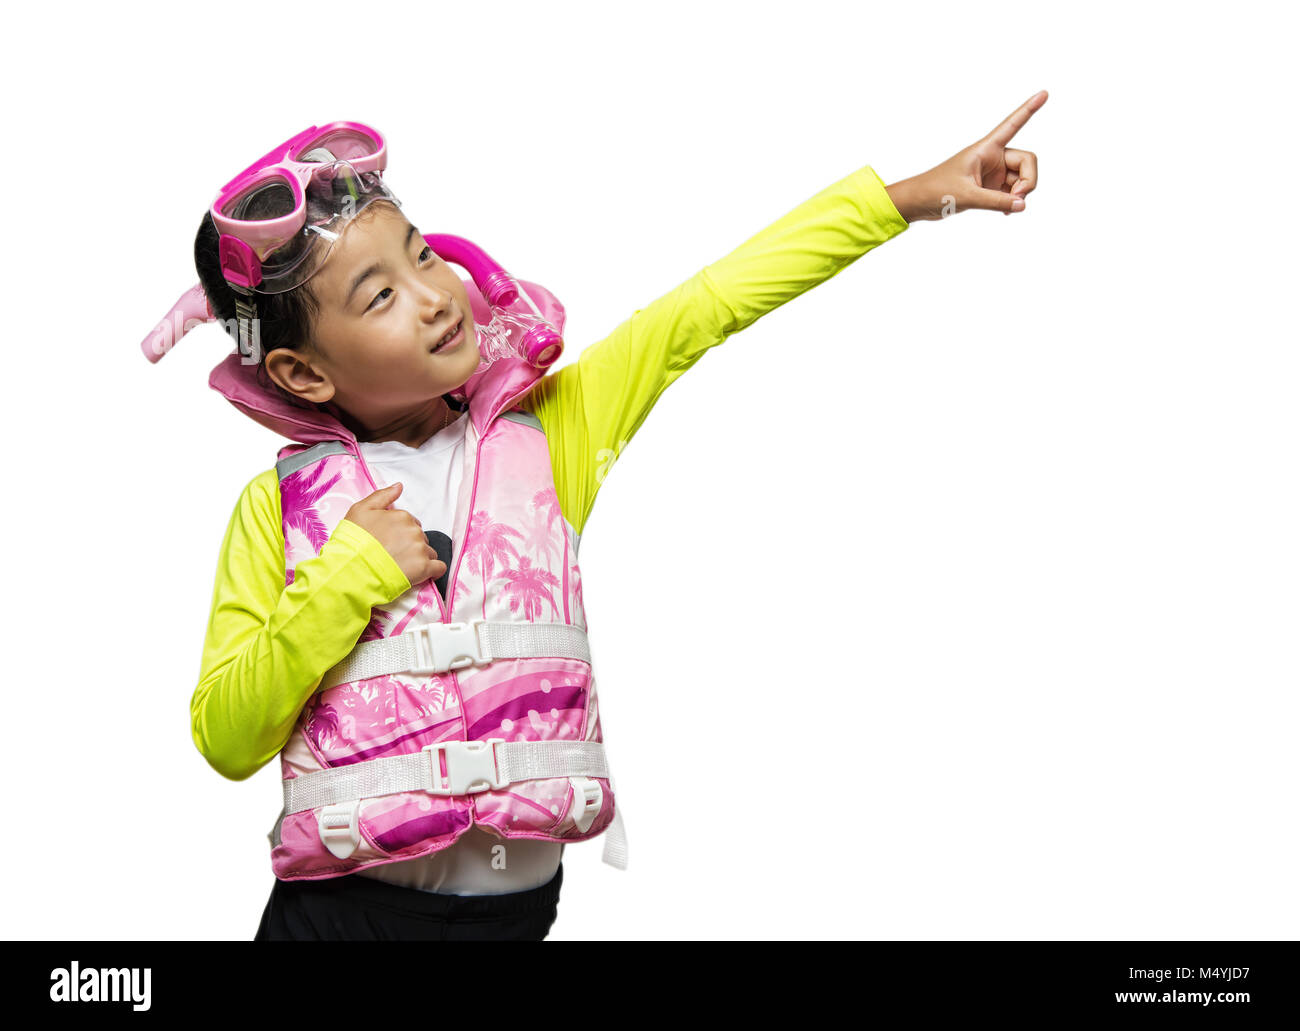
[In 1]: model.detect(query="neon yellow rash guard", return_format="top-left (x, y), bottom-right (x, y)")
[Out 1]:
top-left (192, 163), bottom-right (910, 782)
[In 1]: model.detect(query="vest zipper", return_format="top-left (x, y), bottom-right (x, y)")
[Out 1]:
top-left (440, 384), bottom-right (537, 749)
top-left (441, 427), bottom-right (487, 752)
top-left (443, 432), bottom-right (484, 619)
top-left (442, 382), bottom-right (536, 622)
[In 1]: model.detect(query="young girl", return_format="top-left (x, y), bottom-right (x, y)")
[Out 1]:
top-left (151, 92), bottom-right (1045, 941)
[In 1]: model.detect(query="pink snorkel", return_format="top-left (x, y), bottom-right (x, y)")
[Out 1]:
top-left (139, 120), bottom-right (564, 369)
top-left (142, 282), bottom-right (217, 363)
top-left (422, 234), bottom-right (563, 368)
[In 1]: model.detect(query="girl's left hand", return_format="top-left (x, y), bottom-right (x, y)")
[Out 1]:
top-left (887, 90), bottom-right (1047, 222)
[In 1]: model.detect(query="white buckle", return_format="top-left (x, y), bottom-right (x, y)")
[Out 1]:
top-left (570, 777), bottom-right (603, 833)
top-left (409, 619), bottom-right (488, 674)
top-left (423, 739), bottom-right (507, 795)
top-left (318, 801), bottom-right (361, 859)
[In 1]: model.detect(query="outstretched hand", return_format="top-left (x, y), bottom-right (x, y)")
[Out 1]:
top-left (886, 90), bottom-right (1047, 222)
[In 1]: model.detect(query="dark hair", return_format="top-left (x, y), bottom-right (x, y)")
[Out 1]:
top-left (193, 211), bottom-right (327, 412)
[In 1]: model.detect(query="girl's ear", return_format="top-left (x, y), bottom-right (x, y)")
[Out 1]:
top-left (264, 347), bottom-right (336, 405)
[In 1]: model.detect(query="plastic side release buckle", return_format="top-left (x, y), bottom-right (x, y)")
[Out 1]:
top-left (318, 801), bottom-right (361, 859)
top-left (423, 739), bottom-right (507, 795)
top-left (569, 777), bottom-right (603, 833)
top-left (409, 619), bottom-right (489, 673)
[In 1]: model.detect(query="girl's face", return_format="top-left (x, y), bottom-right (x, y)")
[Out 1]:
top-left (268, 201), bottom-right (481, 438)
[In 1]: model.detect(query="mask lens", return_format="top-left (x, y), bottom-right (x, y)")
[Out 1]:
top-left (221, 177), bottom-right (297, 223)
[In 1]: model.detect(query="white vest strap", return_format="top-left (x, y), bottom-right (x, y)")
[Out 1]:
top-left (602, 806), bottom-right (629, 870)
top-left (285, 739), bottom-right (628, 869)
top-left (319, 619), bottom-right (592, 690)
top-left (284, 739), bottom-right (604, 813)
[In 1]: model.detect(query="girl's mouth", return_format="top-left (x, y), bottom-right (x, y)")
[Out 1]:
top-left (431, 318), bottom-right (464, 354)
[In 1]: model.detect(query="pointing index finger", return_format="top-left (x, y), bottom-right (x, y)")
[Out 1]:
top-left (985, 90), bottom-right (1048, 147)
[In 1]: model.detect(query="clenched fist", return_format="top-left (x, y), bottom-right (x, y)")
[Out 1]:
top-left (341, 482), bottom-right (446, 588)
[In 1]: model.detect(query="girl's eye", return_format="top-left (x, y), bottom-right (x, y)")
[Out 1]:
top-left (367, 248), bottom-right (436, 310)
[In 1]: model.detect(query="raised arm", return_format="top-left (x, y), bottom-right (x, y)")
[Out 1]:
top-left (191, 469), bottom-right (411, 780)
top-left (521, 163), bottom-right (909, 538)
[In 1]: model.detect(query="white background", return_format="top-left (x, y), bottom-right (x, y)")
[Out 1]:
top-left (1, 0), bottom-right (1296, 941)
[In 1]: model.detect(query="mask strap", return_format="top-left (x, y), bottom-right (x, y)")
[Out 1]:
top-left (234, 291), bottom-right (261, 365)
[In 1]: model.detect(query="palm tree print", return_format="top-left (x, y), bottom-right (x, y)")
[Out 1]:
top-left (360, 605), bottom-right (395, 643)
top-left (529, 487), bottom-right (570, 622)
top-left (497, 555), bottom-right (561, 622)
top-left (461, 510), bottom-right (525, 619)
top-left (306, 701), bottom-right (340, 751)
top-left (420, 678), bottom-right (447, 715)
top-left (570, 562), bottom-right (584, 626)
top-left (281, 461), bottom-right (342, 552)
top-left (522, 489), bottom-right (561, 565)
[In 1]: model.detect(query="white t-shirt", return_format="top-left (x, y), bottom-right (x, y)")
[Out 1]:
top-left (352, 411), bottom-right (563, 896)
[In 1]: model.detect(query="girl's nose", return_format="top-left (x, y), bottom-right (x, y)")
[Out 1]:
top-left (417, 287), bottom-right (453, 321)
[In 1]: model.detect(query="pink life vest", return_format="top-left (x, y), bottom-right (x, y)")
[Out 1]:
top-left (209, 236), bottom-right (625, 881)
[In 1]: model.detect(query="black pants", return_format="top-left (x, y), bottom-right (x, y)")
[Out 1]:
top-left (254, 862), bottom-right (562, 941)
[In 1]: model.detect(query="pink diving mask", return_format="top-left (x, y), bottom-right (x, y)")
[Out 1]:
top-left (212, 121), bottom-right (400, 361)
top-left (212, 121), bottom-right (398, 297)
